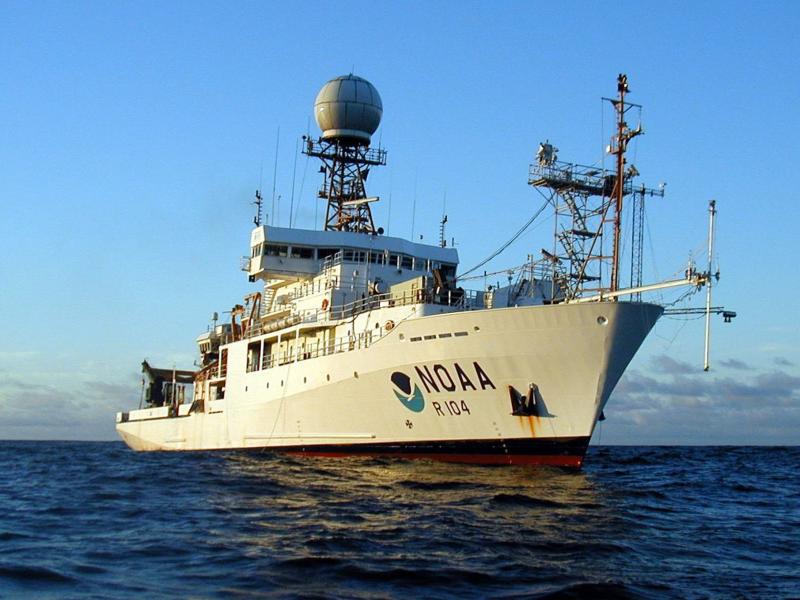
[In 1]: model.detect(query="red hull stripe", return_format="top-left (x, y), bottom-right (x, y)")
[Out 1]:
top-left (242, 436), bottom-right (591, 468)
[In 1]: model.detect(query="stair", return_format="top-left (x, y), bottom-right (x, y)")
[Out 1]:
top-left (261, 286), bottom-right (275, 318)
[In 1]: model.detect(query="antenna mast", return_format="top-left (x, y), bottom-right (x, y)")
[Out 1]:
top-left (253, 189), bottom-right (263, 227)
top-left (608, 74), bottom-right (643, 293)
top-left (703, 200), bottom-right (717, 371)
top-left (271, 127), bottom-right (280, 226)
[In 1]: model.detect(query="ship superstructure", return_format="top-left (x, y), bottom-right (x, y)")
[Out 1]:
top-left (116, 74), bottom-right (728, 466)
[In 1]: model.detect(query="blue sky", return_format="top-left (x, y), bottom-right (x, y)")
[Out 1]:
top-left (1, 1), bottom-right (797, 443)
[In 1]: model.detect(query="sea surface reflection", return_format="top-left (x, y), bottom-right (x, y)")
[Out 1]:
top-left (205, 453), bottom-right (639, 598)
top-left (0, 443), bottom-right (797, 599)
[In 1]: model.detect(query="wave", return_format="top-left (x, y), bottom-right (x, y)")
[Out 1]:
top-left (0, 564), bottom-right (76, 584)
top-left (490, 493), bottom-right (566, 508)
top-left (0, 443), bottom-right (797, 599)
top-left (337, 564), bottom-right (496, 585)
top-left (530, 581), bottom-right (673, 600)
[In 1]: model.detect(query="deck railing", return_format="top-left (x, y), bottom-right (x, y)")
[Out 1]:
top-left (213, 285), bottom-right (489, 379)
top-left (244, 287), bottom-right (482, 341)
top-left (255, 327), bottom-right (387, 372)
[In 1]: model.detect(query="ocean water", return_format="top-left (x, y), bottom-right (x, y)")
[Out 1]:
top-left (0, 443), bottom-right (797, 599)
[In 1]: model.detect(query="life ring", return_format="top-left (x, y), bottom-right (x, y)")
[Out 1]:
top-left (385, 320), bottom-right (395, 331)
top-left (321, 298), bottom-right (329, 311)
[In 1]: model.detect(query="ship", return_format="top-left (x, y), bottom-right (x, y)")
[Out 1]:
top-left (116, 74), bottom-right (731, 467)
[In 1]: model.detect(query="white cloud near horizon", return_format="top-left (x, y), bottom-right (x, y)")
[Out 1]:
top-left (0, 373), bottom-right (137, 441)
top-left (598, 354), bottom-right (800, 445)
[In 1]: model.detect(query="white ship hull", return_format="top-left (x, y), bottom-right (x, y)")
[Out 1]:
top-left (117, 301), bottom-right (661, 467)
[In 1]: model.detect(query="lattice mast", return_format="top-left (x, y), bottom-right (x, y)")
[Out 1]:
top-left (629, 183), bottom-right (663, 299)
top-left (303, 138), bottom-right (386, 234)
top-left (528, 74), bottom-right (663, 302)
top-left (302, 74), bottom-right (387, 235)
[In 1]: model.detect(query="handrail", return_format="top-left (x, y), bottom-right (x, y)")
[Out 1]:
top-left (251, 325), bottom-right (390, 372)
top-left (238, 288), bottom-right (483, 368)
top-left (213, 285), bottom-right (486, 346)
top-left (215, 285), bottom-right (495, 378)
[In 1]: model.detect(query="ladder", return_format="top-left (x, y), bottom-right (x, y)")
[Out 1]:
top-left (260, 286), bottom-right (275, 318)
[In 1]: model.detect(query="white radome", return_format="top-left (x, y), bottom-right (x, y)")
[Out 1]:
top-left (314, 74), bottom-right (382, 143)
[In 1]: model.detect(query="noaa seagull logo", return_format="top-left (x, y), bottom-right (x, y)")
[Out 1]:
top-left (391, 371), bottom-right (425, 412)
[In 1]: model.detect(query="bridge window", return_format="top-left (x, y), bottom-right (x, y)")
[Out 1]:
top-left (343, 250), bottom-right (367, 263)
top-left (290, 246), bottom-right (314, 259)
top-left (265, 244), bottom-right (288, 257)
top-left (318, 248), bottom-right (340, 259)
top-left (401, 255), bottom-right (413, 270)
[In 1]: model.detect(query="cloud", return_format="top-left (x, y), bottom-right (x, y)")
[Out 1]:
top-left (0, 374), bottom-right (138, 441)
top-left (719, 358), bottom-right (753, 370)
top-left (602, 354), bottom-right (800, 445)
top-left (774, 357), bottom-right (795, 367)
top-left (649, 354), bottom-right (694, 375)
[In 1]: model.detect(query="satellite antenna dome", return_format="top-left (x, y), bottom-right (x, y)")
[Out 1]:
top-left (314, 74), bottom-right (382, 144)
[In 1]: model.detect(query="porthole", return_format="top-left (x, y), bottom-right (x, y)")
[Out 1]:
top-left (474, 326), bottom-right (480, 332)
top-left (597, 316), bottom-right (608, 326)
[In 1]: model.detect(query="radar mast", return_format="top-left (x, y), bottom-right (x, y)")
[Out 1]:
top-left (303, 74), bottom-right (387, 234)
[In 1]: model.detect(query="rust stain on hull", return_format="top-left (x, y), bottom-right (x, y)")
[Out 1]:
top-left (517, 415), bottom-right (540, 437)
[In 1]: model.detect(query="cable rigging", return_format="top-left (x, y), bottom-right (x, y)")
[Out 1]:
top-left (457, 196), bottom-right (550, 280)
